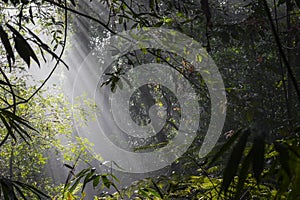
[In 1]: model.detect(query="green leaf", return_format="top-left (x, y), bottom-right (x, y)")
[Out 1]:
top-left (221, 129), bottom-right (251, 194)
top-left (68, 177), bottom-right (83, 194)
top-left (101, 175), bottom-right (111, 189)
top-left (151, 180), bottom-right (164, 198)
top-left (153, 21), bottom-right (164, 27)
top-left (139, 188), bottom-right (151, 198)
top-left (81, 168), bottom-right (96, 192)
top-left (142, 188), bottom-right (161, 198)
top-left (13, 184), bottom-right (28, 200)
top-left (93, 175), bottom-right (100, 188)
top-left (14, 180), bottom-right (50, 198)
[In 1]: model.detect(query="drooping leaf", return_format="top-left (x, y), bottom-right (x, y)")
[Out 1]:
top-left (101, 175), bottom-right (111, 189)
top-left (277, 0), bottom-right (286, 6)
top-left (6, 24), bottom-right (40, 67)
top-left (274, 142), bottom-right (292, 178)
top-left (295, 0), bottom-right (300, 8)
top-left (81, 169), bottom-right (95, 192)
top-left (29, 6), bottom-right (35, 25)
top-left (0, 114), bottom-right (16, 141)
top-left (221, 129), bottom-right (251, 194)
top-left (235, 150), bottom-right (253, 199)
top-left (151, 180), bottom-right (164, 198)
top-left (1, 109), bottom-right (37, 131)
top-left (66, 168), bottom-right (89, 193)
top-left (70, 0), bottom-right (76, 6)
top-left (210, 128), bottom-right (242, 165)
top-left (10, 0), bottom-right (20, 6)
top-left (13, 180), bottom-right (50, 198)
top-left (0, 79), bottom-right (8, 85)
top-left (64, 164), bottom-right (74, 170)
top-left (25, 27), bottom-right (69, 69)
top-left (0, 180), bottom-right (13, 200)
top-left (13, 184), bottom-right (28, 200)
top-left (92, 175), bottom-right (100, 188)
top-left (0, 25), bottom-right (15, 63)
top-left (200, 0), bottom-right (211, 25)
top-left (252, 134), bottom-right (265, 183)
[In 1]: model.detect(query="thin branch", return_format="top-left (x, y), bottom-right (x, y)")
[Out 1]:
top-left (3, 0), bottom-right (70, 109)
top-left (262, 0), bottom-right (300, 103)
top-left (44, 0), bottom-right (116, 34)
top-left (0, 67), bottom-right (16, 113)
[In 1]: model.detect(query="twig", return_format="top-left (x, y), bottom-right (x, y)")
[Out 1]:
top-left (44, 0), bottom-right (116, 34)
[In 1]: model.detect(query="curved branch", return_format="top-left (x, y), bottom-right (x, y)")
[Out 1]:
top-left (44, 0), bottom-right (116, 34)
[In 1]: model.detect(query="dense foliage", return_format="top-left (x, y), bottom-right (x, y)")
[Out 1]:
top-left (0, 0), bottom-right (300, 199)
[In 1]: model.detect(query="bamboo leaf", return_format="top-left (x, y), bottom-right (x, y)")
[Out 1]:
top-left (64, 164), bottom-right (74, 170)
top-left (274, 142), bottom-right (292, 178)
top-left (210, 128), bottom-right (242, 165)
top-left (221, 129), bottom-right (251, 194)
top-left (29, 6), bottom-right (35, 25)
top-left (12, 183), bottom-right (28, 200)
top-left (0, 25), bottom-right (15, 63)
top-left (6, 24), bottom-right (40, 67)
top-left (14, 181), bottom-right (50, 199)
top-left (101, 175), bottom-right (111, 189)
top-left (252, 134), bottom-right (265, 183)
top-left (235, 150), bottom-right (252, 199)
top-left (70, 0), bottom-right (76, 6)
top-left (81, 170), bottom-right (95, 192)
top-left (92, 175), bottom-right (100, 188)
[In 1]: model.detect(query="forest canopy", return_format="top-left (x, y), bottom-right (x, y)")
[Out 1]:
top-left (0, 0), bottom-right (300, 199)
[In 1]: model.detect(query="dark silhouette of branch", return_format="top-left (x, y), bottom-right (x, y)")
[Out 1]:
top-left (262, 0), bottom-right (300, 103)
top-left (44, 0), bottom-right (116, 34)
